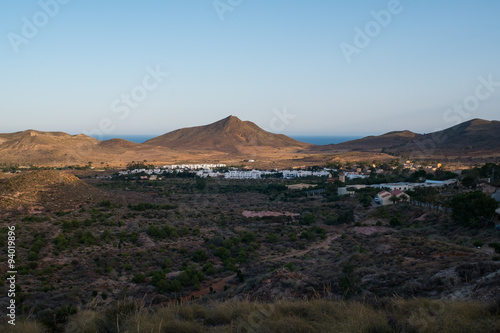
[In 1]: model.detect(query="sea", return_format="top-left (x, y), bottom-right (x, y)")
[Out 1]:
top-left (92, 135), bottom-right (363, 145)
top-left (290, 136), bottom-right (363, 145)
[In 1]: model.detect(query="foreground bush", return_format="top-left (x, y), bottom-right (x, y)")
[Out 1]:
top-left (1, 298), bottom-right (499, 332)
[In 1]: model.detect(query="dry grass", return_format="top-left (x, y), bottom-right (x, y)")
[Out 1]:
top-left (3, 298), bottom-right (498, 333)
top-left (1, 319), bottom-right (44, 333)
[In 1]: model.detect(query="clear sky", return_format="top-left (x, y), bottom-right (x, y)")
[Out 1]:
top-left (1, 0), bottom-right (499, 137)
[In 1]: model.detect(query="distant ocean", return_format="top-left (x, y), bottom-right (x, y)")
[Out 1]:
top-left (92, 135), bottom-right (158, 143)
top-left (92, 135), bottom-right (363, 145)
top-left (290, 136), bottom-right (363, 145)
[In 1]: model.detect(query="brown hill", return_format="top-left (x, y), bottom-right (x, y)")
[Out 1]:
top-left (409, 118), bottom-right (500, 149)
top-left (310, 130), bottom-right (422, 153)
top-left (143, 115), bottom-right (311, 153)
top-left (389, 119), bottom-right (500, 159)
top-left (98, 138), bottom-right (139, 149)
top-left (0, 130), bottom-right (142, 167)
top-left (339, 130), bottom-right (421, 151)
top-left (0, 130), bottom-right (99, 165)
top-left (310, 118), bottom-right (500, 161)
top-left (0, 170), bottom-right (106, 212)
top-left (0, 130), bottom-right (98, 149)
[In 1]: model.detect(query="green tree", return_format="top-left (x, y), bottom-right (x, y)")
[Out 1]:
top-left (195, 177), bottom-right (207, 190)
top-left (192, 249), bottom-right (208, 263)
top-left (266, 233), bottom-right (279, 244)
top-left (203, 262), bottom-right (216, 275)
top-left (450, 191), bottom-right (497, 226)
top-left (390, 217), bottom-right (402, 227)
top-left (389, 195), bottom-right (400, 205)
top-left (302, 213), bottom-right (316, 225)
top-left (461, 176), bottom-right (476, 189)
top-left (132, 273), bottom-right (146, 283)
top-left (339, 262), bottom-right (360, 299)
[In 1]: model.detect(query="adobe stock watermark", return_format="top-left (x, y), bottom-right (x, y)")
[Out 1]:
top-left (213, 0), bottom-right (243, 21)
top-left (339, 0), bottom-right (407, 64)
top-left (82, 65), bottom-right (168, 141)
top-left (7, 0), bottom-right (72, 53)
top-left (242, 106), bottom-right (297, 163)
top-left (412, 74), bottom-right (499, 160)
top-left (407, 301), bottom-right (445, 332)
top-left (442, 75), bottom-right (499, 125)
top-left (264, 107), bottom-right (298, 133)
top-left (236, 303), bottom-right (275, 333)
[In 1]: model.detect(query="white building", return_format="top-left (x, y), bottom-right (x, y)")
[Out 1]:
top-left (345, 172), bottom-right (369, 180)
top-left (376, 189), bottom-right (410, 205)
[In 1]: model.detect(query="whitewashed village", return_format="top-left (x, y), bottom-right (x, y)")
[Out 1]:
top-left (113, 160), bottom-right (494, 207)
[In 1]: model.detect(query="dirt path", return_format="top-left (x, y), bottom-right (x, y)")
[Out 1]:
top-left (165, 273), bottom-right (237, 304)
top-left (264, 234), bottom-right (339, 262)
top-left (166, 232), bottom-right (340, 303)
top-left (189, 273), bottom-right (236, 298)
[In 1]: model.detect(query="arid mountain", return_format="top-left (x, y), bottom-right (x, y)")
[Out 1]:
top-left (340, 130), bottom-right (421, 149)
top-left (97, 138), bottom-right (140, 149)
top-left (0, 129), bottom-right (98, 150)
top-left (0, 117), bottom-right (498, 167)
top-left (0, 130), bottom-right (98, 165)
top-left (143, 115), bottom-right (311, 153)
top-left (309, 119), bottom-right (500, 161)
top-left (386, 119), bottom-right (500, 160)
top-left (0, 130), bottom-right (142, 166)
top-left (0, 170), bottom-right (107, 212)
top-left (311, 130), bottom-right (422, 153)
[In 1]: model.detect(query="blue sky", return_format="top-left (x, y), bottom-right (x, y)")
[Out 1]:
top-left (1, 0), bottom-right (499, 137)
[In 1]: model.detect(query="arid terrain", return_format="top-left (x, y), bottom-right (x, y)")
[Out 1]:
top-left (0, 117), bottom-right (499, 331)
top-left (0, 117), bottom-right (499, 169)
top-left (0, 163), bottom-right (499, 331)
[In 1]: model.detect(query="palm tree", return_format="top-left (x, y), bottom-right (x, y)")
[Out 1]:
top-left (389, 195), bottom-right (400, 205)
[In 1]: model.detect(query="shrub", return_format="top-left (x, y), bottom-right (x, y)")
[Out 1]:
top-left (488, 243), bottom-right (500, 254)
top-left (215, 247), bottom-right (231, 260)
top-left (266, 233), bottom-right (279, 244)
top-left (132, 273), bottom-right (146, 284)
top-left (241, 232), bottom-right (256, 243)
top-left (302, 213), bottom-right (316, 225)
top-left (390, 217), bottom-right (402, 227)
top-left (192, 249), bottom-right (208, 263)
top-left (473, 240), bottom-right (484, 247)
top-left (53, 234), bottom-right (69, 251)
top-left (203, 262), bottom-right (216, 275)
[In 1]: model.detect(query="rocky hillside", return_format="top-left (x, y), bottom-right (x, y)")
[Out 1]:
top-left (144, 115), bottom-right (311, 153)
top-left (0, 170), bottom-right (106, 212)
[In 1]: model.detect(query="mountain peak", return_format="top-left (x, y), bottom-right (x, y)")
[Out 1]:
top-left (143, 115), bottom-right (310, 151)
top-left (217, 115), bottom-right (245, 131)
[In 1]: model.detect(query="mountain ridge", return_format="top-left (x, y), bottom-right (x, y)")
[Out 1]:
top-left (0, 117), bottom-right (498, 166)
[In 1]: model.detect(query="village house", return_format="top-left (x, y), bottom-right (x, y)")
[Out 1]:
top-left (479, 183), bottom-right (497, 195)
top-left (287, 184), bottom-right (318, 191)
top-left (382, 183), bottom-right (412, 191)
top-left (344, 172), bottom-right (369, 180)
top-left (375, 189), bottom-right (410, 205)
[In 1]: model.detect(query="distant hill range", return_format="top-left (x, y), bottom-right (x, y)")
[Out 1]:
top-left (392, 119), bottom-right (500, 159)
top-left (312, 118), bottom-right (500, 159)
top-left (0, 130), bottom-right (142, 166)
top-left (0, 117), bottom-right (498, 167)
